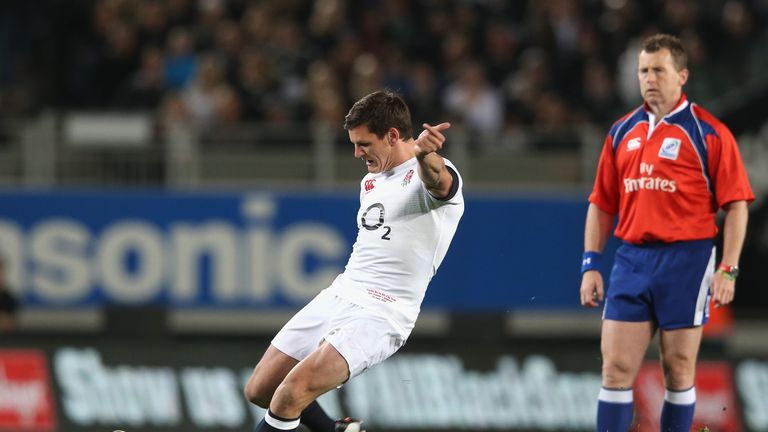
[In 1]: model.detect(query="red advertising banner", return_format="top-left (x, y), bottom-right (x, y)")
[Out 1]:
top-left (634, 360), bottom-right (741, 431)
top-left (0, 349), bottom-right (57, 431)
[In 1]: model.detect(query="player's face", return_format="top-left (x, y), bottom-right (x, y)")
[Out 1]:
top-left (348, 125), bottom-right (395, 173)
top-left (638, 48), bottom-right (688, 109)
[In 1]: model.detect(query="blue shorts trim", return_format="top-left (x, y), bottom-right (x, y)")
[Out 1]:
top-left (603, 239), bottom-right (715, 329)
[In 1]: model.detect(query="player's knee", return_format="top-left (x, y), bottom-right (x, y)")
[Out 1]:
top-left (662, 349), bottom-right (695, 367)
top-left (661, 354), bottom-right (696, 389)
top-left (271, 376), bottom-right (317, 410)
top-left (243, 377), bottom-right (273, 408)
top-left (662, 350), bottom-right (695, 368)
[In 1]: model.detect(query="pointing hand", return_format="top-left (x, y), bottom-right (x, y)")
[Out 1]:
top-left (415, 122), bottom-right (451, 158)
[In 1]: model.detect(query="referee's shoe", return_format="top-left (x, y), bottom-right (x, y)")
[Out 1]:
top-left (335, 417), bottom-right (365, 432)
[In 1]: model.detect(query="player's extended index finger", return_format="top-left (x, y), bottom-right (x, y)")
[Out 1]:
top-left (422, 122), bottom-right (451, 134)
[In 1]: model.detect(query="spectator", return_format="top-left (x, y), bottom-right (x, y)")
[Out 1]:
top-left (235, 48), bottom-right (278, 121)
top-left (195, 0), bottom-right (228, 51)
top-left (404, 61), bottom-right (441, 126)
top-left (240, 3), bottom-right (274, 46)
top-left (305, 60), bottom-right (341, 112)
top-left (481, 20), bottom-right (520, 86)
top-left (678, 30), bottom-right (725, 104)
top-left (719, 0), bottom-right (758, 85)
top-left (503, 47), bottom-right (552, 125)
top-left (348, 53), bottom-right (382, 102)
top-left (443, 61), bottom-right (504, 141)
top-left (211, 85), bottom-right (242, 126)
top-left (180, 53), bottom-right (226, 125)
top-left (4, 0), bottom-right (768, 154)
top-left (89, 21), bottom-right (140, 106)
top-left (164, 27), bottom-right (197, 90)
top-left (214, 20), bottom-right (244, 83)
top-left (580, 59), bottom-right (623, 125)
top-left (114, 45), bottom-right (168, 109)
top-left (136, 0), bottom-right (169, 48)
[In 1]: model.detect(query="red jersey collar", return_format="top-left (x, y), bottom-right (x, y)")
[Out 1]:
top-left (642, 94), bottom-right (688, 117)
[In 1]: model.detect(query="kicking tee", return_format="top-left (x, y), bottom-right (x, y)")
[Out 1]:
top-left (326, 157), bottom-right (464, 334)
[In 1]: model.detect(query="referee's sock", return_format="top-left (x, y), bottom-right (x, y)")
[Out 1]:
top-left (596, 387), bottom-right (634, 432)
top-left (300, 400), bottom-right (335, 431)
top-left (660, 387), bottom-right (696, 432)
top-left (255, 409), bottom-right (300, 431)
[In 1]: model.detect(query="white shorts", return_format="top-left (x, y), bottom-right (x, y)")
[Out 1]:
top-left (271, 290), bottom-right (406, 378)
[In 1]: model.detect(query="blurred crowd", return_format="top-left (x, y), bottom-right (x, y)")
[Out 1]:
top-left (2, 0), bottom-right (768, 146)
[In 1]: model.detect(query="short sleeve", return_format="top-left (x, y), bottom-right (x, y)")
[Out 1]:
top-left (707, 123), bottom-right (754, 208)
top-left (588, 135), bottom-right (620, 214)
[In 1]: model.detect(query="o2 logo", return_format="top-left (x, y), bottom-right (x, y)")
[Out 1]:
top-left (361, 203), bottom-right (391, 240)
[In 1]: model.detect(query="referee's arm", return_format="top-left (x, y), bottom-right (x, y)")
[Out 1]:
top-left (580, 203), bottom-right (614, 307)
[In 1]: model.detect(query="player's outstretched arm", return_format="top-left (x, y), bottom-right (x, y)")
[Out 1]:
top-left (414, 122), bottom-right (453, 198)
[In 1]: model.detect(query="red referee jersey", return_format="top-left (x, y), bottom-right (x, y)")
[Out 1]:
top-left (589, 95), bottom-right (754, 244)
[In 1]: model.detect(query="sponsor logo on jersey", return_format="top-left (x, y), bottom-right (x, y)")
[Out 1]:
top-left (659, 138), bottom-right (681, 160)
top-left (401, 169), bottom-right (414, 187)
top-left (625, 162), bottom-right (677, 193)
top-left (626, 137), bottom-right (641, 151)
top-left (623, 177), bottom-right (677, 193)
top-left (364, 179), bottom-right (376, 192)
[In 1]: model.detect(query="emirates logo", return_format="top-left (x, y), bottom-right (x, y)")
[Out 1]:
top-left (364, 179), bottom-right (376, 192)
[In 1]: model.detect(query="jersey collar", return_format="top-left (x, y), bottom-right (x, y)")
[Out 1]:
top-left (642, 93), bottom-right (689, 118)
top-left (380, 157), bottom-right (417, 178)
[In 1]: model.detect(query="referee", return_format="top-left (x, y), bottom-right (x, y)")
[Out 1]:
top-left (579, 34), bottom-right (753, 431)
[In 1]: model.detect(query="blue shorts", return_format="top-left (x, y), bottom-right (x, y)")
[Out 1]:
top-left (603, 239), bottom-right (715, 329)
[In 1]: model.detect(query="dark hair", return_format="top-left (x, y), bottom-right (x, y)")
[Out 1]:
top-left (343, 90), bottom-right (413, 139)
top-left (641, 34), bottom-right (688, 71)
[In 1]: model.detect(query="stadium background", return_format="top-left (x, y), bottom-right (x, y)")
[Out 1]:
top-left (1, 0), bottom-right (768, 431)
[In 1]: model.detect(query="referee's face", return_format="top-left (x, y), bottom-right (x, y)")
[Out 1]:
top-left (638, 48), bottom-right (688, 110)
top-left (348, 125), bottom-right (393, 173)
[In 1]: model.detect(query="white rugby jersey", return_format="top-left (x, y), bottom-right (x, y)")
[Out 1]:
top-left (326, 157), bottom-right (464, 334)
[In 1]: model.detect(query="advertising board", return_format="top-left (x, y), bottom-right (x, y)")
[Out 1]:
top-left (0, 190), bottom-right (603, 311)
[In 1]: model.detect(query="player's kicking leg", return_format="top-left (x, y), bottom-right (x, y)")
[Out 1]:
top-left (245, 345), bottom-right (298, 408)
top-left (252, 341), bottom-right (365, 432)
top-left (245, 344), bottom-right (347, 432)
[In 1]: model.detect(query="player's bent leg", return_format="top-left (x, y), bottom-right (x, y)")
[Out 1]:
top-left (245, 344), bottom-right (300, 408)
top-left (658, 326), bottom-right (702, 432)
top-left (597, 319), bottom-right (654, 432)
top-left (245, 344), bottom-right (342, 431)
top-left (270, 340), bottom-right (351, 419)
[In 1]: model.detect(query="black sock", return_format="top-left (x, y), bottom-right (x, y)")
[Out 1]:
top-left (255, 419), bottom-right (274, 432)
top-left (300, 400), bottom-right (335, 431)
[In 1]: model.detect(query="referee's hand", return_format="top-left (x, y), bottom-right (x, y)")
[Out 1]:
top-left (711, 270), bottom-right (736, 308)
top-left (580, 271), bottom-right (604, 307)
